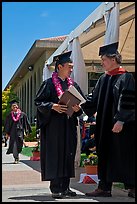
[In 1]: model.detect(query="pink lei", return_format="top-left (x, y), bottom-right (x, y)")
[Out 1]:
top-left (11, 109), bottom-right (21, 122)
top-left (52, 71), bottom-right (73, 97)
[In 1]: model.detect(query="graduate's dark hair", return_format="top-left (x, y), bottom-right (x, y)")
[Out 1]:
top-left (55, 62), bottom-right (65, 72)
top-left (104, 51), bottom-right (122, 64)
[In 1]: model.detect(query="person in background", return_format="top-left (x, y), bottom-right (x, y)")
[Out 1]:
top-left (3, 100), bottom-right (32, 164)
top-left (82, 42), bottom-right (135, 198)
top-left (81, 114), bottom-right (96, 155)
top-left (82, 134), bottom-right (96, 156)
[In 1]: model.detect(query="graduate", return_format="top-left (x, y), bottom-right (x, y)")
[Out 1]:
top-left (34, 51), bottom-right (85, 199)
top-left (82, 42), bottom-right (135, 198)
top-left (3, 100), bottom-right (32, 164)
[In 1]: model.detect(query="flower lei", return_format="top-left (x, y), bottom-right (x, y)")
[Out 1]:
top-left (11, 109), bottom-right (21, 122)
top-left (52, 71), bottom-right (73, 97)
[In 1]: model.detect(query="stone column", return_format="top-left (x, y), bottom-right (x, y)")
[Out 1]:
top-left (29, 77), bottom-right (32, 123)
top-left (19, 88), bottom-right (21, 107)
top-left (26, 81), bottom-right (28, 116)
top-left (21, 85), bottom-right (23, 110)
top-left (36, 69), bottom-right (41, 95)
top-left (34, 73), bottom-right (37, 121)
top-left (23, 83), bottom-right (26, 112)
top-left (31, 72), bottom-right (36, 123)
top-left (16, 90), bottom-right (19, 99)
top-left (26, 78), bottom-right (29, 122)
top-left (23, 83), bottom-right (25, 112)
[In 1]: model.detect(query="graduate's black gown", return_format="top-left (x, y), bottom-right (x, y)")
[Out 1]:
top-left (3, 112), bottom-right (32, 154)
top-left (34, 77), bottom-right (84, 181)
top-left (81, 72), bottom-right (135, 186)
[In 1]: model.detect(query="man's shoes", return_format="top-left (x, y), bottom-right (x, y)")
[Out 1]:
top-left (63, 188), bottom-right (77, 197)
top-left (85, 188), bottom-right (112, 197)
top-left (52, 192), bottom-right (63, 199)
top-left (128, 188), bottom-right (135, 198)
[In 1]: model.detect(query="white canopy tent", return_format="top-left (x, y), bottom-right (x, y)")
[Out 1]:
top-left (43, 2), bottom-right (120, 94)
top-left (104, 2), bottom-right (119, 45)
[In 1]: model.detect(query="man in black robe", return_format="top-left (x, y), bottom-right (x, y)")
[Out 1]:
top-left (3, 100), bottom-right (32, 164)
top-left (81, 42), bottom-right (135, 198)
top-left (34, 51), bottom-right (85, 199)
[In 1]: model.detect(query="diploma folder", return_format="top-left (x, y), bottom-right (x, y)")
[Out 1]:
top-left (58, 90), bottom-right (81, 117)
top-left (58, 85), bottom-right (86, 117)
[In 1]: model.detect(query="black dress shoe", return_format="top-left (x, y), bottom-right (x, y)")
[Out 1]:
top-left (85, 188), bottom-right (112, 197)
top-left (63, 188), bottom-right (77, 197)
top-left (52, 192), bottom-right (63, 199)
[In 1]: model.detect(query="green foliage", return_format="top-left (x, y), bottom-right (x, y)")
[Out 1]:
top-left (21, 147), bottom-right (33, 157)
top-left (24, 126), bottom-right (37, 142)
top-left (2, 85), bottom-right (19, 126)
top-left (21, 143), bottom-right (40, 157)
top-left (80, 153), bottom-right (88, 167)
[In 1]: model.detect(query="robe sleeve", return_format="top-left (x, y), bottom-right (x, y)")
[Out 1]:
top-left (81, 77), bottom-right (101, 117)
top-left (34, 79), bottom-right (54, 128)
top-left (114, 73), bottom-right (135, 123)
top-left (23, 113), bottom-right (32, 134)
top-left (3, 114), bottom-right (12, 135)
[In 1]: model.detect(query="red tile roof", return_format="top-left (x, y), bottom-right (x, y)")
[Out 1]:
top-left (40, 35), bottom-right (68, 42)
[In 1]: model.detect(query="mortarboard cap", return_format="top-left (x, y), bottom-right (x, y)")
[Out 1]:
top-left (53, 51), bottom-right (72, 65)
top-left (99, 42), bottom-right (119, 56)
top-left (9, 99), bottom-right (19, 106)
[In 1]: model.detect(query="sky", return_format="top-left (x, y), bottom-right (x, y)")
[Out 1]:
top-left (2, 2), bottom-right (102, 90)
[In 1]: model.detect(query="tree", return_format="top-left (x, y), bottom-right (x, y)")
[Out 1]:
top-left (2, 85), bottom-right (19, 126)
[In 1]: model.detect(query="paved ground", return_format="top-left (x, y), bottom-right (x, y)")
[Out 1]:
top-left (2, 143), bottom-right (135, 202)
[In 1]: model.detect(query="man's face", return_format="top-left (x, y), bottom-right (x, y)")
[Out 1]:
top-left (101, 55), bottom-right (115, 71)
top-left (11, 104), bottom-right (18, 112)
top-left (58, 62), bottom-right (73, 77)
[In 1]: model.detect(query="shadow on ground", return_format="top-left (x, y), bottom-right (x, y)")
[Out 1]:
top-left (8, 193), bottom-right (90, 202)
top-left (20, 159), bottom-right (41, 172)
top-left (8, 192), bottom-right (135, 202)
top-left (2, 162), bottom-right (16, 165)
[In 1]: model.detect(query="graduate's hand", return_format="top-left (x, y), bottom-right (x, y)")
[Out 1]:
top-left (112, 121), bottom-right (123, 133)
top-left (52, 104), bottom-right (68, 113)
top-left (72, 104), bottom-right (81, 112)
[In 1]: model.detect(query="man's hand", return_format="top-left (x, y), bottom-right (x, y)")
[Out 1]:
top-left (72, 104), bottom-right (81, 113)
top-left (52, 104), bottom-right (68, 114)
top-left (112, 121), bottom-right (124, 133)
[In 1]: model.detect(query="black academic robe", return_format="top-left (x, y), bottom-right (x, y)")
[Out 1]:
top-left (81, 72), bottom-right (135, 185)
top-left (3, 112), bottom-right (32, 154)
top-left (34, 77), bottom-right (84, 181)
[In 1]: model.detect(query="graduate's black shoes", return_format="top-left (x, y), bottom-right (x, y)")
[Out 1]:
top-left (52, 192), bottom-right (63, 199)
top-left (52, 189), bottom-right (77, 199)
top-left (63, 188), bottom-right (77, 197)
